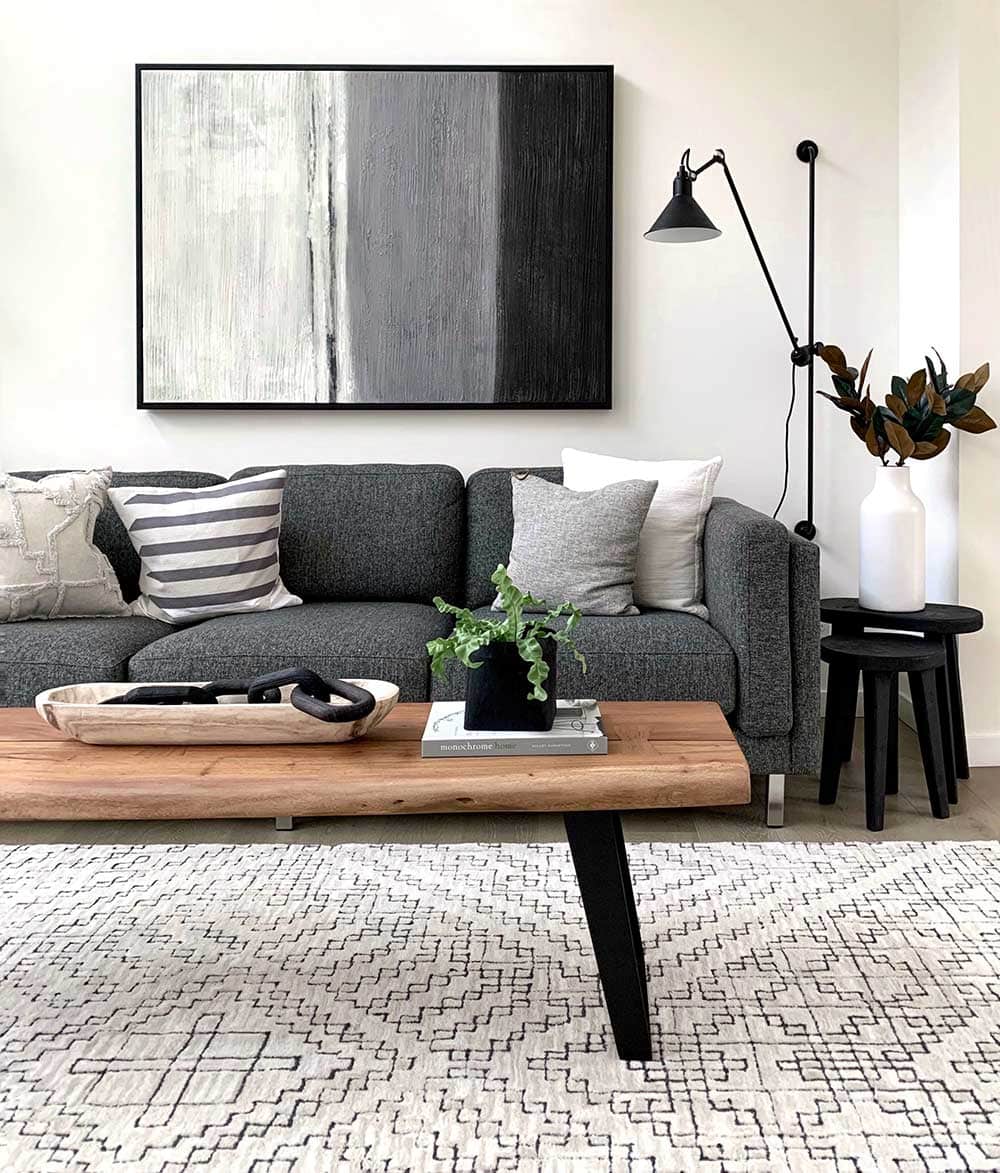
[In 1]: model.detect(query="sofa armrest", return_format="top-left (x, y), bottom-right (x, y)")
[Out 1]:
top-left (788, 532), bottom-right (821, 773)
top-left (703, 498), bottom-right (792, 736)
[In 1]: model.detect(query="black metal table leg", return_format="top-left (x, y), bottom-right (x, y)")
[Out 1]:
top-left (862, 671), bottom-right (892, 832)
top-left (909, 669), bottom-right (951, 820)
top-left (944, 634), bottom-right (970, 780)
top-left (564, 811), bottom-right (652, 1062)
top-left (820, 659), bottom-right (855, 804)
top-left (829, 620), bottom-right (862, 762)
top-left (933, 651), bottom-right (958, 803)
top-left (886, 676), bottom-right (899, 795)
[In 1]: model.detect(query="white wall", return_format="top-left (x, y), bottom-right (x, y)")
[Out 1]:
top-left (899, 0), bottom-right (960, 605)
top-left (0, 0), bottom-right (899, 599)
top-left (958, 0), bottom-right (1000, 765)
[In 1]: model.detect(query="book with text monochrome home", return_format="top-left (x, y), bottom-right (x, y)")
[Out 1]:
top-left (421, 700), bottom-right (607, 758)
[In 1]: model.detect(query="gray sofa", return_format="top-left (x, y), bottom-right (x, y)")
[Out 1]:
top-left (1, 464), bottom-right (819, 823)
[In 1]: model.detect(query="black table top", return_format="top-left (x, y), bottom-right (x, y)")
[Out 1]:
top-left (821, 633), bottom-right (947, 672)
top-left (821, 597), bottom-right (983, 635)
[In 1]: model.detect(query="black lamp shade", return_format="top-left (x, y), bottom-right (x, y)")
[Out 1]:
top-left (644, 172), bottom-right (721, 243)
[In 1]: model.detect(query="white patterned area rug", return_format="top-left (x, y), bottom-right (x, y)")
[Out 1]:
top-left (2, 841), bottom-right (999, 1172)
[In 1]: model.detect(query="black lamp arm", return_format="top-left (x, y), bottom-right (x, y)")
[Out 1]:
top-left (683, 142), bottom-right (821, 539)
top-left (683, 148), bottom-right (816, 365)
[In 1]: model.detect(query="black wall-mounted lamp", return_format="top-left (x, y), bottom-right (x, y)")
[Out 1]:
top-left (645, 141), bottom-right (821, 541)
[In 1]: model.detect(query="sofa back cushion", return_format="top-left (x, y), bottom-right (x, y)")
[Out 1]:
top-left (11, 471), bottom-right (225, 601)
top-left (233, 464), bottom-right (465, 603)
top-left (465, 467), bottom-right (562, 607)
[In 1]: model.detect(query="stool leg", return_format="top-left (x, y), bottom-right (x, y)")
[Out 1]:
top-left (841, 663), bottom-right (860, 762)
top-left (945, 635), bottom-right (970, 780)
top-left (886, 676), bottom-right (899, 796)
top-left (936, 660), bottom-right (958, 804)
top-left (820, 660), bottom-right (851, 804)
top-left (862, 671), bottom-right (892, 833)
top-left (908, 669), bottom-right (950, 820)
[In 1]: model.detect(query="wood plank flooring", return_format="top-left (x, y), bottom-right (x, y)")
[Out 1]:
top-left (2, 720), bottom-right (998, 846)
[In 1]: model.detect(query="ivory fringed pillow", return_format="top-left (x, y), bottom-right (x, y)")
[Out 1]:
top-left (0, 469), bottom-right (130, 622)
top-left (108, 469), bottom-right (301, 624)
top-left (562, 449), bottom-right (723, 619)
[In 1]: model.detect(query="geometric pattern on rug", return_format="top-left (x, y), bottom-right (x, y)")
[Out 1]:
top-left (1, 840), bottom-right (999, 1172)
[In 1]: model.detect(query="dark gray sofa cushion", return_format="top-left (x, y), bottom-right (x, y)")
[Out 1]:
top-left (234, 464), bottom-right (465, 605)
top-left (429, 607), bottom-right (736, 711)
top-left (127, 601), bottom-right (453, 702)
top-left (465, 466), bottom-right (562, 607)
top-left (0, 617), bottom-right (174, 707)
top-left (13, 470), bottom-right (225, 601)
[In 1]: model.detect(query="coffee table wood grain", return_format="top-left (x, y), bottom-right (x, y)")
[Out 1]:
top-left (0, 700), bottom-right (749, 1061)
top-left (0, 701), bottom-right (749, 821)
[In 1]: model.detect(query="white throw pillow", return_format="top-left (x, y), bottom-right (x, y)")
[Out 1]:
top-left (562, 449), bottom-right (723, 618)
top-left (108, 469), bottom-right (301, 625)
top-left (0, 469), bottom-right (130, 622)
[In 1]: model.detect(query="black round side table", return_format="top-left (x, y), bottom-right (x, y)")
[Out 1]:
top-left (821, 598), bottom-right (983, 800)
top-left (820, 635), bottom-right (950, 831)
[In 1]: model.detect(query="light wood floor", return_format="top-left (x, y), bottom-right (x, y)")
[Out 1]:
top-left (2, 720), bottom-right (998, 846)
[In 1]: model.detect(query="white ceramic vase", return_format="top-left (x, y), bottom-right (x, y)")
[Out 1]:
top-left (858, 465), bottom-right (926, 612)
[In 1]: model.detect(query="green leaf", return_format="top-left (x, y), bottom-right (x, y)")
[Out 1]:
top-left (891, 375), bottom-right (908, 401)
top-left (832, 376), bottom-right (857, 398)
top-left (428, 564), bottom-right (586, 695)
top-left (946, 389), bottom-right (977, 420)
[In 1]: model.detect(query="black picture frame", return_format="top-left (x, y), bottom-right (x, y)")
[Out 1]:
top-left (135, 63), bottom-right (614, 411)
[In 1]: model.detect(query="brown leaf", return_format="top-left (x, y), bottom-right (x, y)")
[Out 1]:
top-left (817, 391), bottom-right (865, 413)
top-left (850, 416), bottom-right (868, 443)
top-left (865, 421), bottom-right (885, 459)
top-left (862, 395), bottom-right (876, 422)
top-left (927, 387), bottom-right (947, 416)
top-left (819, 344), bottom-right (847, 371)
top-left (883, 420), bottom-right (915, 460)
top-left (906, 368), bottom-right (926, 407)
top-left (952, 405), bottom-right (998, 433)
top-left (858, 349), bottom-right (873, 396)
top-left (974, 362), bottom-right (990, 390)
top-left (911, 431), bottom-right (951, 460)
top-left (885, 394), bottom-right (907, 418)
top-left (955, 372), bottom-right (976, 391)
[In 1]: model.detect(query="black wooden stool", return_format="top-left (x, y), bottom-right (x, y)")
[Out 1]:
top-left (820, 635), bottom-right (950, 832)
top-left (821, 599), bottom-right (983, 803)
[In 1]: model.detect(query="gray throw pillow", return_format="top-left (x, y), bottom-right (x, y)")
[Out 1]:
top-left (496, 474), bottom-right (658, 616)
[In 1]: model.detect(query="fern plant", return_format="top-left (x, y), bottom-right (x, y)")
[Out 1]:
top-left (426, 565), bottom-right (587, 702)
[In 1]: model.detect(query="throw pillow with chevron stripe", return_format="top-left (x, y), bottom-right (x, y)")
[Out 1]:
top-left (108, 469), bottom-right (302, 624)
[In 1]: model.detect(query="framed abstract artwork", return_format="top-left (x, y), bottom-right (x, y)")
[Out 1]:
top-left (135, 64), bottom-right (613, 409)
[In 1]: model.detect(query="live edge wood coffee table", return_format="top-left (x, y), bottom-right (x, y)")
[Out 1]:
top-left (0, 701), bottom-right (749, 1062)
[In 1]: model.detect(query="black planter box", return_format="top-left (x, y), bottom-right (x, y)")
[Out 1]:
top-left (463, 640), bottom-right (557, 732)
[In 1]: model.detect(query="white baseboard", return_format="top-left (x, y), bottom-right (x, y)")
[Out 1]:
top-left (819, 688), bottom-right (1000, 766)
top-left (966, 734), bottom-right (1000, 768)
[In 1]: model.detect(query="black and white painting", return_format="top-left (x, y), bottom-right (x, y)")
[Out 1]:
top-left (136, 66), bottom-right (612, 408)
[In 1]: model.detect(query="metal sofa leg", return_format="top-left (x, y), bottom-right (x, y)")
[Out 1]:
top-left (274, 816), bottom-right (294, 831)
top-left (765, 775), bottom-right (785, 828)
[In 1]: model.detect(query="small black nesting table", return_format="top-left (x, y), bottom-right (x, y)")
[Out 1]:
top-left (819, 598), bottom-right (983, 829)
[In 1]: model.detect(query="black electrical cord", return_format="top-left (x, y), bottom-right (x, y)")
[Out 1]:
top-left (772, 363), bottom-right (797, 520)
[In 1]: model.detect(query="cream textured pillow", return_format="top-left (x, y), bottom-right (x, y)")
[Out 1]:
top-left (562, 449), bottom-right (723, 619)
top-left (0, 470), bottom-right (130, 622)
top-left (108, 468), bottom-right (301, 624)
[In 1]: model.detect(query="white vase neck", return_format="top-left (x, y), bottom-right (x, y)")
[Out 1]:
top-left (874, 464), bottom-right (912, 488)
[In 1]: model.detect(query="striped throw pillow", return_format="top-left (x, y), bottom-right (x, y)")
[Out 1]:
top-left (108, 469), bottom-right (301, 624)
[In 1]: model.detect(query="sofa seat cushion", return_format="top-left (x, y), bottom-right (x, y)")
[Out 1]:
top-left (127, 601), bottom-right (453, 702)
top-left (0, 616), bottom-right (173, 707)
top-left (430, 607), bottom-right (737, 712)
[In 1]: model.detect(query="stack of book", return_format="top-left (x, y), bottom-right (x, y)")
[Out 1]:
top-left (421, 700), bottom-right (607, 758)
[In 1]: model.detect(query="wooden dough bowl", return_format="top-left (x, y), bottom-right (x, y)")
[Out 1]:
top-left (35, 680), bottom-right (400, 745)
